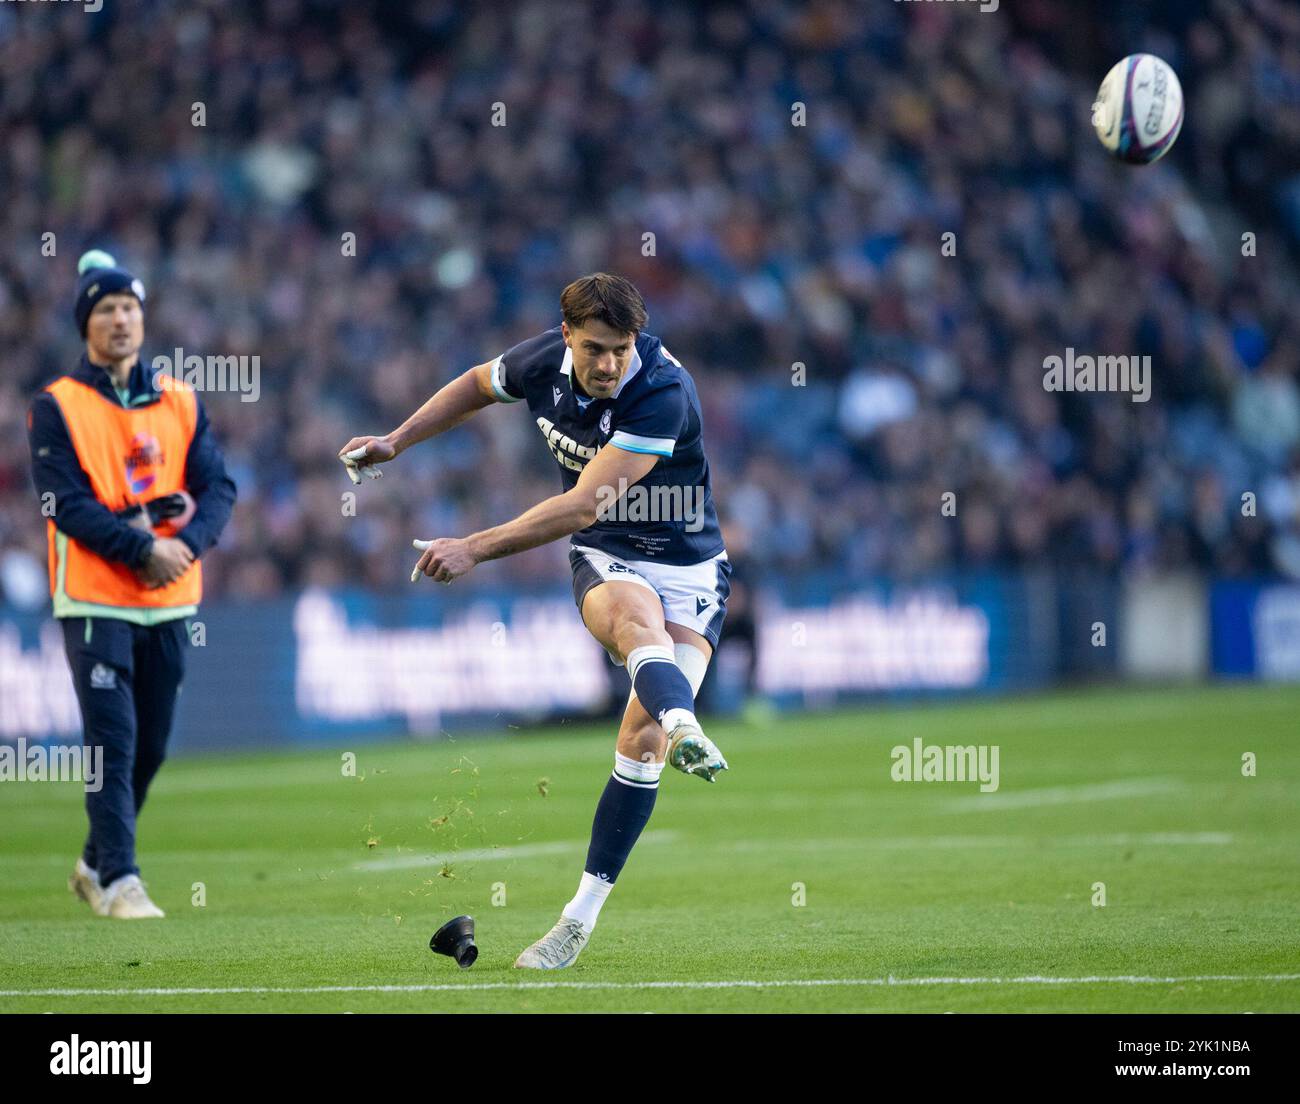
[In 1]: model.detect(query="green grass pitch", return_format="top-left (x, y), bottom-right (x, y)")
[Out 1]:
top-left (2, 684), bottom-right (1297, 1013)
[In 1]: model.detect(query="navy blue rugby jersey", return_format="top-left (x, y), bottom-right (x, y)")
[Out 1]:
top-left (488, 326), bottom-right (724, 565)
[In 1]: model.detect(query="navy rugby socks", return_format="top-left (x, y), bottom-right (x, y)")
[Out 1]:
top-left (625, 644), bottom-right (697, 734)
top-left (563, 753), bottom-right (663, 930)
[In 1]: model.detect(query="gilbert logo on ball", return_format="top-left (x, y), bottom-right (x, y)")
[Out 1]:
top-left (1092, 54), bottom-right (1184, 164)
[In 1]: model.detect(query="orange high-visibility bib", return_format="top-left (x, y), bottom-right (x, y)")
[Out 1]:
top-left (44, 375), bottom-right (201, 611)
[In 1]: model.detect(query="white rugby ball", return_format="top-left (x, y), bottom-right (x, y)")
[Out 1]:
top-left (1092, 53), bottom-right (1184, 164)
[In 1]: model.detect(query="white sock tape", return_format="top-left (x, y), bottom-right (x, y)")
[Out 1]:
top-left (626, 642), bottom-right (711, 704)
top-left (673, 642), bottom-right (710, 698)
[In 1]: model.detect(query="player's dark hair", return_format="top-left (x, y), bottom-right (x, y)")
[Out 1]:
top-left (560, 273), bottom-right (648, 336)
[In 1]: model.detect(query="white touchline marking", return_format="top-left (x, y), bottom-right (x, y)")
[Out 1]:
top-left (942, 778), bottom-right (1183, 812)
top-left (3, 974), bottom-right (1298, 998)
top-left (154, 770), bottom-right (348, 795)
top-left (355, 830), bottom-right (679, 872)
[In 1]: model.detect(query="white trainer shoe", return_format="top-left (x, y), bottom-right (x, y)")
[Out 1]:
top-left (513, 916), bottom-right (589, 969)
top-left (68, 858), bottom-right (103, 912)
top-left (96, 874), bottom-right (165, 919)
top-left (666, 720), bottom-right (729, 782)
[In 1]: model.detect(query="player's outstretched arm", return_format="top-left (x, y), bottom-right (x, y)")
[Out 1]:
top-left (410, 444), bottom-right (659, 583)
top-left (338, 361), bottom-right (499, 483)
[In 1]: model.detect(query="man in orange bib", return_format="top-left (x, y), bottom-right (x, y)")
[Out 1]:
top-left (27, 252), bottom-right (235, 919)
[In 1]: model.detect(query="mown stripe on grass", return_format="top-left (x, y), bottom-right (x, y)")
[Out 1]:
top-left (721, 831), bottom-right (1234, 852)
top-left (354, 830), bottom-right (679, 871)
top-left (942, 778), bottom-right (1183, 812)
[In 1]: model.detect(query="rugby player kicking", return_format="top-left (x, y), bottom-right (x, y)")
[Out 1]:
top-left (339, 273), bottom-right (731, 969)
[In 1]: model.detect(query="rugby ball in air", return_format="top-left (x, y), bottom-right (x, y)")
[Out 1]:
top-left (1092, 54), bottom-right (1184, 164)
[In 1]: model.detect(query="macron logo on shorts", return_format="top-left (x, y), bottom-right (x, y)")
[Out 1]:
top-left (696, 596), bottom-right (711, 615)
top-left (89, 663), bottom-right (116, 691)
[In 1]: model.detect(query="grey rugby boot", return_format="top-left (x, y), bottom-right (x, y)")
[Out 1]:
top-left (666, 719), bottom-right (729, 782)
top-left (513, 916), bottom-right (590, 969)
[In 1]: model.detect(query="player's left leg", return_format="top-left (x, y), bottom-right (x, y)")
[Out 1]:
top-left (577, 576), bottom-right (709, 749)
top-left (621, 623), bottom-right (723, 780)
top-left (568, 549), bottom-right (728, 777)
top-left (626, 550), bottom-right (733, 781)
top-left (612, 623), bottom-right (712, 764)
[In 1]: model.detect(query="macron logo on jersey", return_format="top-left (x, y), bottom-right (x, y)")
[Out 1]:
top-left (553, 386), bottom-right (563, 405)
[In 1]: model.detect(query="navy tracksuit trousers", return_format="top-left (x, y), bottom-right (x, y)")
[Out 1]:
top-left (61, 616), bottom-right (188, 887)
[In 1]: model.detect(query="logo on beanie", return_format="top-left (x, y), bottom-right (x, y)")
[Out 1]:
top-left (125, 433), bottom-right (164, 495)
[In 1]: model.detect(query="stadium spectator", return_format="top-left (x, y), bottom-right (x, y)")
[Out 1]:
top-left (1, 0), bottom-right (1298, 602)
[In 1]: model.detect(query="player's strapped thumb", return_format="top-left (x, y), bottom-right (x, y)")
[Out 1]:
top-left (341, 444), bottom-right (382, 484)
top-left (411, 539), bottom-right (431, 583)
